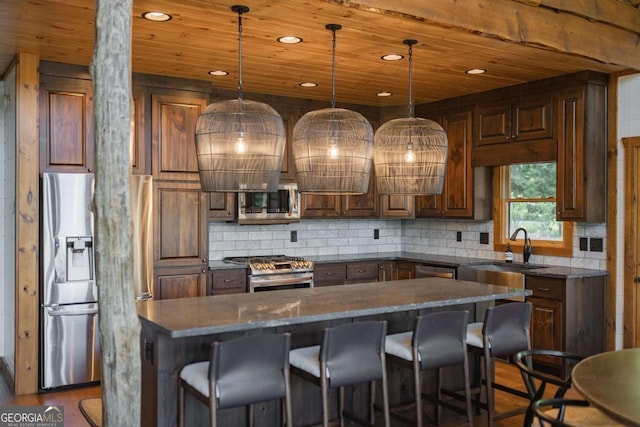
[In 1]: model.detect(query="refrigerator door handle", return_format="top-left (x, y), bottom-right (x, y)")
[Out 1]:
top-left (47, 307), bottom-right (99, 316)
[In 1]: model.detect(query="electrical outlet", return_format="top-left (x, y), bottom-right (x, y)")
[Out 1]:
top-left (290, 230), bottom-right (297, 243)
top-left (374, 229), bottom-right (380, 240)
top-left (579, 237), bottom-right (588, 251)
top-left (479, 232), bottom-right (489, 245)
top-left (589, 237), bottom-right (603, 252)
top-left (456, 231), bottom-right (462, 242)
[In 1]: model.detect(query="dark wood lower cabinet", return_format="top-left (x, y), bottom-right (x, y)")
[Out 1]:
top-left (313, 263), bottom-right (347, 287)
top-left (154, 267), bottom-right (207, 300)
top-left (526, 275), bottom-right (605, 379)
top-left (209, 269), bottom-right (247, 295)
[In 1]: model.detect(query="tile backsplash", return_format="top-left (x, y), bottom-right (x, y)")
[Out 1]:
top-left (208, 218), bottom-right (607, 270)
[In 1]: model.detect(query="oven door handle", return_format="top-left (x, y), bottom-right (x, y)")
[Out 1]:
top-left (251, 274), bottom-right (314, 286)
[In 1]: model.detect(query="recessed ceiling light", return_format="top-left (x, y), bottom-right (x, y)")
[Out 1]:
top-left (376, 92), bottom-right (393, 97)
top-left (299, 82), bottom-right (318, 88)
top-left (465, 68), bottom-right (487, 75)
top-left (208, 70), bottom-right (229, 76)
top-left (381, 54), bottom-right (404, 61)
top-left (277, 36), bottom-right (303, 44)
top-left (142, 11), bottom-right (172, 22)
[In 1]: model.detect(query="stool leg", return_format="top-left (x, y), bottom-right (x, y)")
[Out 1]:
top-left (381, 364), bottom-right (391, 427)
top-left (321, 375), bottom-right (330, 427)
top-left (369, 380), bottom-right (375, 425)
top-left (178, 384), bottom-right (185, 427)
top-left (248, 404), bottom-right (254, 427)
top-left (413, 357), bottom-right (423, 427)
top-left (484, 347), bottom-right (495, 427)
top-left (463, 352), bottom-right (474, 427)
top-left (339, 386), bottom-right (345, 427)
top-left (436, 367), bottom-right (442, 425)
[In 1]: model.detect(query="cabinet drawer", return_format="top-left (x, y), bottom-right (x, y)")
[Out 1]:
top-left (210, 269), bottom-right (247, 293)
top-left (314, 263), bottom-right (346, 286)
top-left (346, 262), bottom-right (379, 282)
top-left (526, 276), bottom-right (564, 300)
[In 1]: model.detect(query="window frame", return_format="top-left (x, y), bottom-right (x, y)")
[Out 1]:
top-left (493, 165), bottom-right (573, 257)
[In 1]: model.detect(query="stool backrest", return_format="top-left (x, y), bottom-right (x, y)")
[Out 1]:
top-left (483, 301), bottom-right (532, 357)
top-left (209, 332), bottom-right (291, 409)
top-left (413, 310), bottom-right (469, 370)
top-left (321, 320), bottom-right (387, 388)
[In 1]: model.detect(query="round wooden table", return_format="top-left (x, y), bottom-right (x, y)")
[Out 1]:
top-left (572, 348), bottom-right (640, 426)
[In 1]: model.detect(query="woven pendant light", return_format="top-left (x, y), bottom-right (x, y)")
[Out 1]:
top-left (374, 40), bottom-right (448, 195)
top-left (195, 5), bottom-right (286, 192)
top-left (292, 24), bottom-right (374, 195)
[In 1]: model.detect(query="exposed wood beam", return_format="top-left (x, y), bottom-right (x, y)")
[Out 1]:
top-left (339, 0), bottom-right (640, 71)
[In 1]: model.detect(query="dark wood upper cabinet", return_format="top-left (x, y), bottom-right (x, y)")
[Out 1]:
top-left (416, 108), bottom-right (489, 219)
top-left (151, 93), bottom-right (208, 181)
top-left (556, 81), bottom-right (606, 223)
top-left (300, 172), bottom-right (378, 218)
top-left (380, 194), bottom-right (414, 218)
top-left (39, 76), bottom-right (94, 173)
top-left (208, 192), bottom-right (236, 221)
top-left (475, 95), bottom-right (553, 146)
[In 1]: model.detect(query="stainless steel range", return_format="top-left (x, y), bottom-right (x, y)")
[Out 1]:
top-left (223, 255), bottom-right (314, 292)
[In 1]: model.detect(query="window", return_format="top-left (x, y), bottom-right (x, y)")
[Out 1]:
top-left (494, 162), bottom-right (573, 257)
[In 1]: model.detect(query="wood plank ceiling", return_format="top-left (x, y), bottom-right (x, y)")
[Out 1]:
top-left (0, 0), bottom-right (636, 106)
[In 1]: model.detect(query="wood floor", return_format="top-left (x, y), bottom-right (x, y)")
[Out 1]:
top-left (0, 361), bottom-right (542, 426)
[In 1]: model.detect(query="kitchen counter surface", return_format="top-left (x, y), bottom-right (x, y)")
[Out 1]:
top-left (137, 277), bottom-right (530, 338)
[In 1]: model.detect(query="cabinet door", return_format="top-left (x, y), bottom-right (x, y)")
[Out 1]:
top-left (300, 194), bottom-right (341, 218)
top-left (395, 261), bottom-right (415, 280)
top-left (378, 261), bottom-right (396, 282)
top-left (342, 172), bottom-right (378, 217)
top-left (130, 85), bottom-right (150, 175)
top-left (416, 109), bottom-right (473, 218)
top-left (474, 102), bottom-right (511, 146)
top-left (151, 93), bottom-right (208, 181)
top-left (380, 194), bottom-right (414, 218)
top-left (346, 261), bottom-right (379, 284)
top-left (153, 181), bottom-right (208, 268)
top-left (154, 267), bottom-right (206, 299)
top-left (279, 116), bottom-right (297, 182)
top-left (209, 269), bottom-right (246, 295)
top-left (556, 88), bottom-right (585, 221)
top-left (208, 192), bottom-right (236, 221)
top-left (313, 263), bottom-right (346, 287)
top-left (512, 96), bottom-right (553, 142)
top-left (39, 76), bottom-right (94, 173)
top-left (528, 296), bottom-right (564, 362)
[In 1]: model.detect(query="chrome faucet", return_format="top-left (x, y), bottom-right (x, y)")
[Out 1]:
top-left (510, 227), bottom-right (533, 264)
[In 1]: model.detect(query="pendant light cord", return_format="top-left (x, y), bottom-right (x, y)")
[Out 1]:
top-left (237, 10), bottom-right (244, 102)
top-left (404, 39), bottom-right (417, 118)
top-left (326, 24), bottom-right (342, 109)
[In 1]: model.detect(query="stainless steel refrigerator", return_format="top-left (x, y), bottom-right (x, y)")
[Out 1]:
top-left (40, 173), bottom-right (153, 389)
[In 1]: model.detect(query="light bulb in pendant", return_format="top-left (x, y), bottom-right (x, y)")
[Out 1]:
top-left (328, 138), bottom-right (339, 159)
top-left (404, 144), bottom-right (416, 163)
top-left (234, 133), bottom-right (247, 154)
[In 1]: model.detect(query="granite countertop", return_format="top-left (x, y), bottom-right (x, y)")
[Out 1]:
top-left (209, 251), bottom-right (607, 279)
top-left (137, 277), bottom-right (530, 338)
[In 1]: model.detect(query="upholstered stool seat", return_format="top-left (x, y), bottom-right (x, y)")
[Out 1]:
top-left (385, 310), bottom-right (473, 426)
top-left (179, 332), bottom-right (292, 427)
top-left (290, 320), bottom-right (390, 427)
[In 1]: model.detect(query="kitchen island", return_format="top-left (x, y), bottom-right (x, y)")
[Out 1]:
top-left (138, 277), bottom-right (530, 426)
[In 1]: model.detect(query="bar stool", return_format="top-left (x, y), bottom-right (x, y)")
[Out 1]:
top-left (179, 332), bottom-right (292, 427)
top-left (466, 301), bottom-right (532, 427)
top-left (385, 310), bottom-right (473, 426)
top-left (289, 320), bottom-right (390, 427)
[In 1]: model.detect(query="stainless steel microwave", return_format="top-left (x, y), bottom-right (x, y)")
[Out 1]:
top-left (237, 183), bottom-right (300, 224)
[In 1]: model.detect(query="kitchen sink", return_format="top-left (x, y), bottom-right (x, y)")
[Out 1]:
top-left (457, 262), bottom-right (549, 301)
